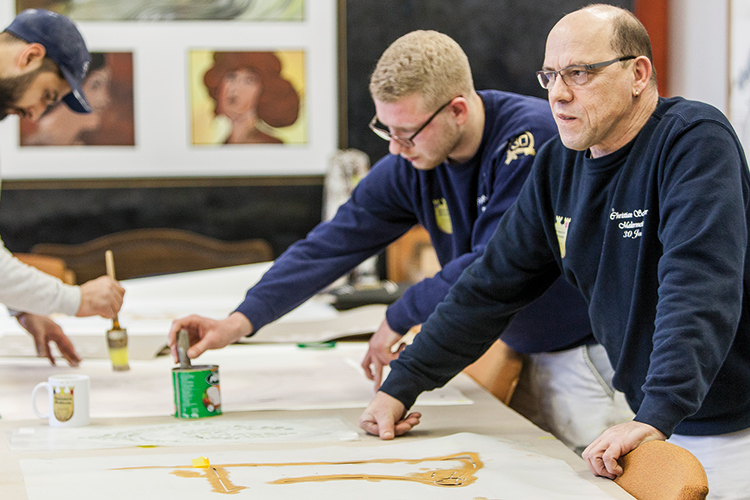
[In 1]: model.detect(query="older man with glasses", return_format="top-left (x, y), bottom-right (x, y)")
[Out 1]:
top-left (169, 29), bottom-right (634, 454)
top-left (360, 5), bottom-right (750, 499)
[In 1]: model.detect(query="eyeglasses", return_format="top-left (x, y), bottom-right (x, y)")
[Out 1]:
top-left (368, 96), bottom-right (459, 148)
top-left (536, 56), bottom-right (636, 90)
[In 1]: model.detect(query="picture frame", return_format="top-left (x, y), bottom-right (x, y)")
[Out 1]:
top-left (0, 0), bottom-right (338, 180)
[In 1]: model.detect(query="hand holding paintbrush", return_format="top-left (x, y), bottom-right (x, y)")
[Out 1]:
top-left (105, 250), bottom-right (130, 371)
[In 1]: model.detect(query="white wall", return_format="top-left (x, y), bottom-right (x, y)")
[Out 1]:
top-left (668, 0), bottom-right (728, 113)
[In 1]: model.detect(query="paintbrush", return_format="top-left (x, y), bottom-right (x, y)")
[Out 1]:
top-left (105, 250), bottom-right (130, 371)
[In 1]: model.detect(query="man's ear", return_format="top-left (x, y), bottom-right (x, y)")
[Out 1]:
top-left (632, 55), bottom-right (652, 94)
top-left (16, 43), bottom-right (46, 71)
top-left (449, 96), bottom-right (470, 125)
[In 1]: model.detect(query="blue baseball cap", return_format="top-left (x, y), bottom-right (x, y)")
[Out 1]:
top-left (5, 9), bottom-right (91, 113)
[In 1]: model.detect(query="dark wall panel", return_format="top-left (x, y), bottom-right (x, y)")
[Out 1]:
top-left (0, 183), bottom-right (322, 256)
top-left (346, 0), bottom-right (633, 162)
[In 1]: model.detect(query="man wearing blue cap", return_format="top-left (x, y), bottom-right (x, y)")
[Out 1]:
top-left (0, 10), bottom-right (124, 365)
top-left (0, 9), bottom-right (91, 119)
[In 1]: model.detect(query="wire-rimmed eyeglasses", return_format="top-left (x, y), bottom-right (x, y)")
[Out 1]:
top-left (536, 56), bottom-right (636, 90)
top-left (368, 96), bottom-right (460, 148)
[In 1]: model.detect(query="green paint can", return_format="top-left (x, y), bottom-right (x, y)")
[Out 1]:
top-left (172, 365), bottom-right (222, 419)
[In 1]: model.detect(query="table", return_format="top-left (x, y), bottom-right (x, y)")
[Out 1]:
top-left (0, 263), bottom-right (387, 360)
top-left (0, 342), bottom-right (634, 499)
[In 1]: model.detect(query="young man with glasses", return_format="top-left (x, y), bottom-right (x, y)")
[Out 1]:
top-left (0, 9), bottom-right (125, 366)
top-left (169, 30), bottom-right (633, 453)
top-left (360, 6), bottom-right (750, 498)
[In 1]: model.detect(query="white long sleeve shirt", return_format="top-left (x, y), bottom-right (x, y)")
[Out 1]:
top-left (0, 237), bottom-right (80, 316)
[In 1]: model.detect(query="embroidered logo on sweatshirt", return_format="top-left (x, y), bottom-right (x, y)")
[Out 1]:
top-left (555, 215), bottom-right (571, 258)
top-left (505, 131), bottom-right (536, 165)
top-left (433, 198), bottom-right (453, 234)
top-left (610, 208), bottom-right (647, 239)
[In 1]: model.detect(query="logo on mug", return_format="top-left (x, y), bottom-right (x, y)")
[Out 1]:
top-left (53, 386), bottom-right (75, 422)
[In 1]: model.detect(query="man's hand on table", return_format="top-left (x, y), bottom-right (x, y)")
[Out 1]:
top-left (17, 312), bottom-right (81, 366)
top-left (168, 312), bottom-right (253, 361)
top-left (582, 421), bottom-right (667, 479)
top-left (359, 391), bottom-right (421, 440)
top-left (361, 319), bottom-right (406, 390)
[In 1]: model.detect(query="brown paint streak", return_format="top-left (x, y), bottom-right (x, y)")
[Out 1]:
top-left (269, 452), bottom-right (481, 487)
top-left (172, 467), bottom-right (246, 494)
top-left (113, 451), bottom-right (483, 494)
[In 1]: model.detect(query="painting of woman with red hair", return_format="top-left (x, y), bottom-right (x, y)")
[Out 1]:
top-left (201, 51), bottom-right (301, 144)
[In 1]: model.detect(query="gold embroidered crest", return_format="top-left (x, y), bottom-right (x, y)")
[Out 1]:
top-left (505, 131), bottom-right (536, 165)
top-left (555, 215), bottom-right (571, 258)
top-left (433, 198), bottom-right (453, 234)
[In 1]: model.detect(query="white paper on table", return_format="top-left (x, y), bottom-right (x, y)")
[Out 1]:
top-left (1, 343), bottom-right (471, 421)
top-left (9, 416), bottom-right (360, 451)
top-left (19, 433), bottom-right (615, 500)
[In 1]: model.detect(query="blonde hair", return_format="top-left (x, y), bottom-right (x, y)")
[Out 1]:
top-left (369, 30), bottom-right (473, 108)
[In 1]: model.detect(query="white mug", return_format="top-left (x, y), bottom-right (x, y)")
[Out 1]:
top-left (31, 374), bottom-right (90, 427)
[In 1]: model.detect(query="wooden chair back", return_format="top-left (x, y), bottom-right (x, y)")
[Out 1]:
top-left (462, 339), bottom-right (524, 405)
top-left (31, 228), bottom-right (273, 283)
top-left (14, 253), bottom-right (76, 285)
top-left (404, 325), bottom-right (523, 405)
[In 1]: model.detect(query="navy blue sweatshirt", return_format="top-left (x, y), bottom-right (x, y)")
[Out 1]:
top-left (383, 97), bottom-right (750, 437)
top-left (235, 90), bottom-right (593, 354)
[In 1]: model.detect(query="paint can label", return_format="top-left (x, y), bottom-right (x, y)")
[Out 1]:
top-left (172, 365), bottom-right (222, 419)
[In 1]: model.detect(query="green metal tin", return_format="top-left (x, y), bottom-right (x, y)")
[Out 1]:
top-left (172, 364), bottom-right (222, 419)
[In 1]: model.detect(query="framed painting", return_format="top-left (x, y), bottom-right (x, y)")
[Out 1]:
top-left (18, 51), bottom-right (135, 147)
top-left (15, 0), bottom-right (305, 22)
top-left (0, 0), bottom-right (337, 179)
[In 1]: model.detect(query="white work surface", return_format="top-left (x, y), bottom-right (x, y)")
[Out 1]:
top-left (0, 342), bottom-right (634, 499)
top-left (0, 263), bottom-right (387, 360)
top-left (1, 343), bottom-right (469, 421)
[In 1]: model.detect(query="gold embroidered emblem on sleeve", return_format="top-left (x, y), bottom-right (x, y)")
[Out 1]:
top-left (504, 131), bottom-right (536, 165)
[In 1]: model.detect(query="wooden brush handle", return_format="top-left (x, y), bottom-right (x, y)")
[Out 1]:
top-left (105, 250), bottom-right (116, 281)
top-left (105, 250), bottom-right (120, 325)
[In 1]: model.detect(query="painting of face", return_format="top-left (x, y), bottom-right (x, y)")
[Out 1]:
top-left (217, 68), bottom-right (262, 120)
top-left (19, 52), bottom-right (135, 147)
top-left (191, 50), bottom-right (305, 146)
top-left (84, 65), bottom-right (112, 114)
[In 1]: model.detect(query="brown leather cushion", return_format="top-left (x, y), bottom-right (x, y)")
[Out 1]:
top-left (614, 440), bottom-right (708, 500)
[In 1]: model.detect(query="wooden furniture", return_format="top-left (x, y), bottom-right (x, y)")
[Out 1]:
top-left (388, 228), bottom-right (523, 405)
top-left (30, 228), bottom-right (273, 283)
top-left (386, 226), bottom-right (440, 284)
top-left (403, 324), bottom-right (524, 406)
top-left (463, 339), bottom-right (524, 405)
top-left (614, 440), bottom-right (709, 500)
top-left (13, 253), bottom-right (76, 285)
